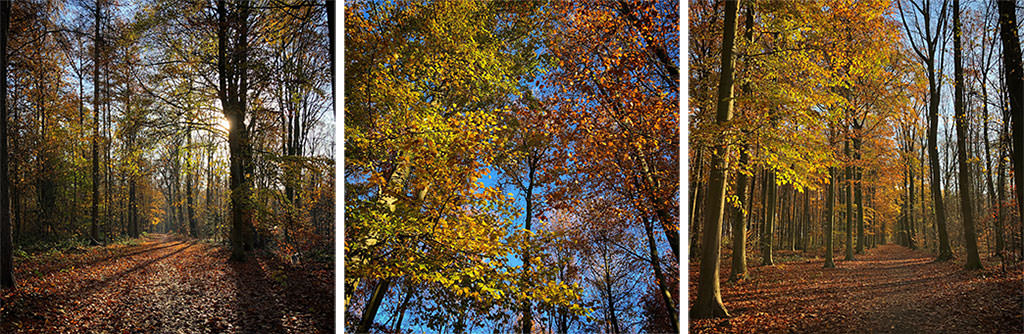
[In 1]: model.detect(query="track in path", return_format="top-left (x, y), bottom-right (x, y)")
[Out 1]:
top-left (0, 234), bottom-right (333, 334)
top-left (689, 244), bottom-right (1023, 333)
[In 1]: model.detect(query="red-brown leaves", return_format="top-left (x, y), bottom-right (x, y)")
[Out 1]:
top-left (689, 245), bottom-right (1023, 333)
top-left (0, 234), bottom-right (333, 334)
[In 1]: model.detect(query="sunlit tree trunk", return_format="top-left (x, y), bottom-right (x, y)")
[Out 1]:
top-left (691, 0), bottom-right (738, 319)
top-left (689, 147), bottom-right (704, 260)
top-left (730, 149), bottom-right (750, 281)
top-left (217, 0), bottom-right (255, 261)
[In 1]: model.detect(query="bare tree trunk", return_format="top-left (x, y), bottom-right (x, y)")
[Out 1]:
top-left (996, 0), bottom-right (1024, 235)
top-left (953, 0), bottom-right (982, 269)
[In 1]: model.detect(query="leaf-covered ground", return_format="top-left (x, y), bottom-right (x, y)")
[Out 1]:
top-left (0, 234), bottom-right (334, 334)
top-left (689, 245), bottom-right (1023, 333)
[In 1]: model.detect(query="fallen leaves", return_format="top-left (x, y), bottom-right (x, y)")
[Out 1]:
top-left (0, 234), bottom-right (334, 334)
top-left (689, 245), bottom-right (1024, 333)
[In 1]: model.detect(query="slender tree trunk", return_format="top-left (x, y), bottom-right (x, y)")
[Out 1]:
top-left (908, 160), bottom-right (917, 249)
top-left (0, 0), bottom-right (14, 290)
top-left (602, 242), bottom-right (621, 334)
top-left (689, 148), bottom-right (704, 260)
top-left (996, 125), bottom-right (1008, 257)
top-left (391, 285), bottom-right (414, 333)
top-left (763, 170), bottom-right (776, 266)
top-left (356, 278), bottom-right (390, 333)
top-left (186, 124), bottom-right (197, 238)
top-left (326, 0), bottom-right (335, 116)
top-left (730, 149), bottom-right (750, 281)
top-left (691, 0), bottom-right (738, 319)
top-left (91, 0), bottom-right (102, 244)
top-left (645, 216), bottom-right (678, 332)
top-left (825, 167), bottom-right (836, 268)
top-left (854, 136), bottom-right (864, 254)
top-left (982, 74), bottom-right (1001, 255)
top-left (928, 66), bottom-right (953, 260)
top-left (520, 157), bottom-right (537, 334)
top-left (845, 139), bottom-right (854, 260)
top-left (953, 0), bottom-right (982, 270)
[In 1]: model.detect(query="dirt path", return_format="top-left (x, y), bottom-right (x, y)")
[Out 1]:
top-left (0, 234), bottom-right (333, 334)
top-left (689, 244), bottom-right (1023, 333)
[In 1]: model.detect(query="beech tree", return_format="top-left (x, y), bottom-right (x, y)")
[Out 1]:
top-left (691, 0), bottom-right (738, 319)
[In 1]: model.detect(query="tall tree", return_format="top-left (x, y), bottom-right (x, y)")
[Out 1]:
top-left (217, 0), bottom-right (255, 261)
top-left (951, 0), bottom-right (982, 270)
top-left (90, 0), bottom-right (102, 244)
top-left (897, 0), bottom-right (953, 261)
top-left (0, 0), bottom-right (13, 290)
top-left (996, 0), bottom-right (1024, 229)
top-left (691, 0), bottom-right (737, 319)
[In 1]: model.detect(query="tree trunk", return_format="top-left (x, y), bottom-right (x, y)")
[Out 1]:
top-left (356, 278), bottom-right (390, 333)
top-left (996, 0), bottom-right (1024, 236)
top-left (691, 0), bottom-right (738, 319)
top-left (187, 125), bottom-right (197, 238)
top-left (520, 157), bottom-right (537, 334)
top-left (689, 147), bottom-right (704, 260)
top-left (730, 149), bottom-right (750, 281)
top-left (218, 0), bottom-right (255, 261)
top-left (908, 162), bottom-right (917, 249)
top-left (825, 167), bottom-right (836, 268)
top-left (996, 124), bottom-right (1008, 257)
top-left (763, 170), bottom-right (776, 266)
top-left (644, 216), bottom-right (678, 331)
top-left (953, 0), bottom-right (982, 270)
top-left (0, 0), bottom-right (14, 290)
top-left (602, 242), bottom-right (621, 334)
top-left (928, 59), bottom-right (953, 260)
top-left (845, 139), bottom-right (854, 260)
top-left (90, 0), bottom-right (102, 244)
top-left (854, 136), bottom-right (864, 254)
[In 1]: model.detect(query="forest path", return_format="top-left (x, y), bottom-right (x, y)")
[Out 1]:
top-left (0, 234), bottom-right (333, 334)
top-left (689, 244), bottom-right (1023, 333)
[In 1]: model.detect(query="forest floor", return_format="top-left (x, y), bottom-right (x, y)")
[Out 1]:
top-left (689, 244), bottom-right (1023, 334)
top-left (0, 234), bottom-right (333, 334)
